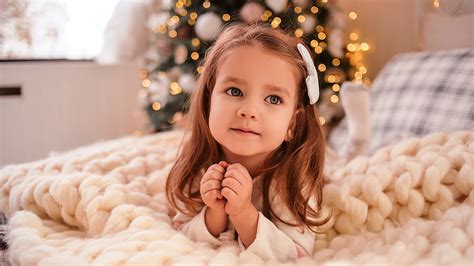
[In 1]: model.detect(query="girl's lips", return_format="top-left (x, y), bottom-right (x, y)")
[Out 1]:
top-left (231, 128), bottom-right (260, 135)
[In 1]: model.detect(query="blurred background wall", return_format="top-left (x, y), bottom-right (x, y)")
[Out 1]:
top-left (1, 0), bottom-right (472, 166)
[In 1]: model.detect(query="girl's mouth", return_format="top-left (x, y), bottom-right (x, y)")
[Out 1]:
top-left (231, 128), bottom-right (260, 135)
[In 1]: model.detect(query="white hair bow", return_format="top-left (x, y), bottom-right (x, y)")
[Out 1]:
top-left (297, 43), bottom-right (320, 105)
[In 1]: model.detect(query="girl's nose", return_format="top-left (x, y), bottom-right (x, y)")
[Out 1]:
top-left (237, 106), bottom-right (258, 119)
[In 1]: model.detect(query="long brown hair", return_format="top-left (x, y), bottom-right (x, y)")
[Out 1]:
top-left (166, 23), bottom-right (329, 232)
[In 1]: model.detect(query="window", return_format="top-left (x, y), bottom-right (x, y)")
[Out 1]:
top-left (0, 0), bottom-right (120, 60)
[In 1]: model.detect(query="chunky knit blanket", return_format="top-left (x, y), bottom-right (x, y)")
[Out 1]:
top-left (0, 130), bottom-right (473, 265)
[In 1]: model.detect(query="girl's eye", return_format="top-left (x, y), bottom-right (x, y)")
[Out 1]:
top-left (225, 87), bottom-right (242, 97)
top-left (265, 95), bottom-right (282, 105)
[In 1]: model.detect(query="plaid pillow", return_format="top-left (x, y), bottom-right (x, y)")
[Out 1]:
top-left (330, 48), bottom-right (474, 155)
top-left (0, 212), bottom-right (7, 265)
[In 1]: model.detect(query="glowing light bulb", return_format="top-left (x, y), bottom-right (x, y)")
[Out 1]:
top-left (169, 30), bottom-right (177, 38)
top-left (327, 75), bottom-right (336, 83)
top-left (138, 69), bottom-right (148, 79)
top-left (350, 32), bottom-right (358, 41)
top-left (152, 102), bottom-right (162, 111)
top-left (349, 12), bottom-right (358, 20)
top-left (142, 79), bottom-right (151, 88)
top-left (361, 42), bottom-right (370, 51)
top-left (170, 82), bottom-right (183, 95)
top-left (191, 52), bottom-right (199, 60)
top-left (192, 38), bottom-right (200, 47)
top-left (295, 29), bottom-right (304, 37)
top-left (271, 17), bottom-right (281, 28)
top-left (319, 117), bottom-right (326, 125)
top-left (347, 43), bottom-right (356, 52)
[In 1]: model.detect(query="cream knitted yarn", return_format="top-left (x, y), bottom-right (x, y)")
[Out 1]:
top-left (321, 131), bottom-right (474, 236)
top-left (0, 130), bottom-right (473, 265)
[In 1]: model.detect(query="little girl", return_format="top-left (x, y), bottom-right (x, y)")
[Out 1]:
top-left (166, 23), bottom-right (329, 261)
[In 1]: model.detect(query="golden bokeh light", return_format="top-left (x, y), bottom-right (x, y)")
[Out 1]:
top-left (152, 102), bottom-right (162, 111)
top-left (349, 11), bottom-right (358, 20)
top-left (142, 79), bottom-right (151, 88)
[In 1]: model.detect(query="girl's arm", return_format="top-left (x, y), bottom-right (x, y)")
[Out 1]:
top-left (228, 203), bottom-right (259, 247)
top-left (220, 163), bottom-right (259, 247)
top-left (201, 161), bottom-right (229, 237)
top-left (205, 206), bottom-right (228, 237)
top-left (234, 209), bottom-right (315, 261)
top-left (172, 161), bottom-right (231, 245)
top-left (172, 206), bottom-right (229, 246)
top-left (221, 163), bottom-right (314, 260)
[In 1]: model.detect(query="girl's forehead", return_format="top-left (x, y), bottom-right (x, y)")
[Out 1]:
top-left (215, 45), bottom-right (300, 94)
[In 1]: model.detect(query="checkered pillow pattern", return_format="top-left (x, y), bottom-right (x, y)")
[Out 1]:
top-left (329, 48), bottom-right (474, 155)
top-left (1, 212), bottom-right (8, 265)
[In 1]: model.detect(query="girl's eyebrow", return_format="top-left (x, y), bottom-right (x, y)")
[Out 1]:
top-left (221, 76), bottom-right (292, 98)
top-left (266, 84), bottom-right (292, 98)
top-left (221, 76), bottom-right (247, 85)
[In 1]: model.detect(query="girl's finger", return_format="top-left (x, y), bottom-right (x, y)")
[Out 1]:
top-left (202, 169), bottom-right (225, 183)
top-left (209, 163), bottom-right (226, 173)
top-left (201, 179), bottom-right (221, 193)
top-left (221, 187), bottom-right (238, 201)
top-left (221, 176), bottom-right (242, 192)
top-left (226, 164), bottom-right (249, 181)
top-left (224, 169), bottom-right (244, 186)
top-left (200, 174), bottom-right (222, 186)
top-left (205, 189), bottom-right (222, 199)
top-left (203, 189), bottom-right (223, 201)
top-left (218, 161), bottom-right (228, 168)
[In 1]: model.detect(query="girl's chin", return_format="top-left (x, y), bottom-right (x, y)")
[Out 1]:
top-left (223, 144), bottom-right (276, 159)
top-left (225, 148), bottom-right (258, 157)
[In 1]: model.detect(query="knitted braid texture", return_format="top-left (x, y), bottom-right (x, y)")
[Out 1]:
top-left (0, 130), bottom-right (472, 265)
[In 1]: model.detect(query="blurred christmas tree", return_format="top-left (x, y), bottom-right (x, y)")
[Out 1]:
top-left (139, 0), bottom-right (368, 133)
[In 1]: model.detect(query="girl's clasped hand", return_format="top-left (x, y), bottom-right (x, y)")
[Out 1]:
top-left (200, 161), bottom-right (253, 216)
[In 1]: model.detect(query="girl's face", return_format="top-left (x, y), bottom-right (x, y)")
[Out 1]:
top-left (209, 45), bottom-right (299, 160)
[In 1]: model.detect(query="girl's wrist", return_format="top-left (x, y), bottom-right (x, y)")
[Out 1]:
top-left (205, 206), bottom-right (228, 237)
top-left (229, 203), bottom-right (259, 248)
top-left (207, 206), bottom-right (227, 217)
top-left (229, 203), bottom-right (257, 221)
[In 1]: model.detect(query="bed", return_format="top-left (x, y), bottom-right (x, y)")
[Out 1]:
top-left (0, 48), bottom-right (473, 265)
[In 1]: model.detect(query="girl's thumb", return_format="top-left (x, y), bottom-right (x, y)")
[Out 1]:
top-left (218, 161), bottom-right (228, 168)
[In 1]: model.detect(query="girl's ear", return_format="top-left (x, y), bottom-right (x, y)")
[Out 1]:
top-left (285, 109), bottom-right (301, 142)
top-left (288, 108), bottom-right (302, 132)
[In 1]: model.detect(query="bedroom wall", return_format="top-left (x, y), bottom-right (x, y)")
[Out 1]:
top-left (338, 0), bottom-right (474, 80)
top-left (0, 62), bottom-right (147, 166)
